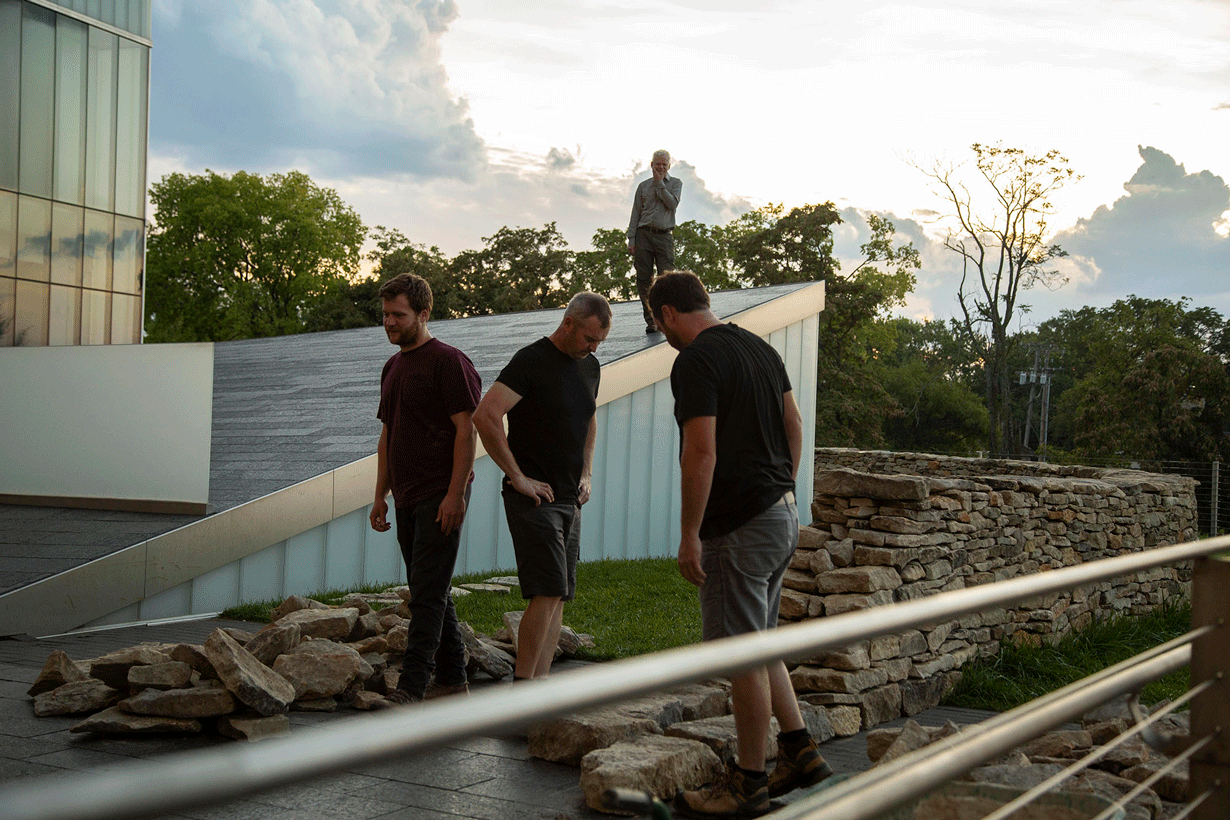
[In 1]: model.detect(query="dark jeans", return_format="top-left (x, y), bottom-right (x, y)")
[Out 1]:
top-left (634, 228), bottom-right (675, 326)
top-left (394, 490), bottom-right (468, 698)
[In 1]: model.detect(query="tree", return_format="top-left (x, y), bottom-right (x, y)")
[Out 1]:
top-left (919, 144), bottom-right (1079, 454)
top-left (366, 227), bottom-right (462, 318)
top-left (1041, 297), bottom-right (1230, 462)
top-left (673, 220), bottom-right (739, 291)
top-left (729, 202), bottom-right (842, 286)
top-left (571, 228), bottom-right (637, 303)
top-left (145, 170), bottom-right (366, 342)
top-left (451, 223), bottom-right (573, 315)
top-left (813, 214), bottom-right (921, 447)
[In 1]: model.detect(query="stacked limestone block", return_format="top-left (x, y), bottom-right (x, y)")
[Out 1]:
top-left (784, 464), bottom-right (1196, 733)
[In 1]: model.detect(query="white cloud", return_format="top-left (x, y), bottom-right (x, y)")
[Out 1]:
top-left (150, 0), bottom-right (484, 179)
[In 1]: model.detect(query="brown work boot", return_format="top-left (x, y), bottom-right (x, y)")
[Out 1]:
top-left (424, 680), bottom-right (469, 700)
top-left (369, 688), bottom-right (421, 710)
top-left (675, 762), bottom-right (769, 817)
top-left (767, 733), bottom-right (833, 797)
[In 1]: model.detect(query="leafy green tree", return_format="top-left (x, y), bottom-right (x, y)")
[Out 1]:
top-left (452, 223), bottom-right (573, 315)
top-left (145, 170), bottom-right (365, 342)
top-left (366, 226), bottom-right (462, 318)
top-left (918, 144), bottom-right (1079, 454)
top-left (673, 220), bottom-right (739, 290)
top-left (730, 202), bottom-right (842, 286)
top-left (878, 318), bottom-right (989, 452)
top-left (1041, 297), bottom-right (1230, 461)
top-left (813, 215), bottom-right (921, 447)
top-left (571, 227), bottom-right (637, 302)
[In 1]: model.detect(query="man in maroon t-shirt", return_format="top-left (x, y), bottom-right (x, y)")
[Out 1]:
top-left (370, 273), bottom-right (481, 707)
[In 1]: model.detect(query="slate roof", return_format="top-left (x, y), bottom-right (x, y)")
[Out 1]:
top-left (0, 284), bottom-right (813, 595)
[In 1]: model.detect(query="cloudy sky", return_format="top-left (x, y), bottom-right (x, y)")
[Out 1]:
top-left (149, 0), bottom-right (1230, 326)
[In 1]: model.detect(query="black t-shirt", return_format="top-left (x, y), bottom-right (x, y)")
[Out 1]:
top-left (496, 337), bottom-right (601, 502)
top-left (671, 323), bottom-right (795, 539)
top-left (377, 338), bottom-right (482, 508)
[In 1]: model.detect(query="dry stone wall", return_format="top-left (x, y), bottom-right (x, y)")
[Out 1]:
top-left (785, 450), bottom-right (1198, 733)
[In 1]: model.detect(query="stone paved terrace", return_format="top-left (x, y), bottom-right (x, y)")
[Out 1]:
top-left (0, 617), bottom-right (994, 820)
top-left (0, 285), bottom-right (812, 598)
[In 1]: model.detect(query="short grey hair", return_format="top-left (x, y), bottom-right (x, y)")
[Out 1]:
top-left (564, 291), bottom-right (612, 329)
top-left (652, 149), bottom-right (671, 164)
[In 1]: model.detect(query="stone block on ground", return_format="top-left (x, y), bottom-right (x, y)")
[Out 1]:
top-left (203, 629), bottom-right (295, 716)
top-left (88, 645), bottom-right (175, 689)
top-left (460, 622), bottom-right (513, 680)
top-left (826, 705), bottom-right (862, 737)
top-left (665, 713), bottom-right (780, 765)
top-left (128, 661), bottom-right (193, 691)
top-left (666, 683), bottom-right (728, 721)
top-left (581, 735), bottom-right (723, 814)
top-left (33, 680), bottom-right (123, 716)
top-left (528, 706), bottom-right (664, 766)
top-left (119, 680), bottom-right (237, 718)
top-left (244, 622), bottom-right (301, 667)
top-left (28, 650), bottom-right (88, 696)
top-left (272, 607), bottom-right (359, 641)
top-left (271, 595), bottom-right (329, 621)
top-left (271, 640), bottom-right (363, 700)
top-left (70, 705), bottom-right (203, 735)
top-left (216, 713), bottom-right (291, 741)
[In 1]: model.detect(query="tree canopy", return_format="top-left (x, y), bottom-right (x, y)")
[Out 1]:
top-left (145, 170), bottom-right (366, 342)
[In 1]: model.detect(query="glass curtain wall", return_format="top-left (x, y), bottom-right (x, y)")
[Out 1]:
top-left (0, 0), bottom-right (151, 346)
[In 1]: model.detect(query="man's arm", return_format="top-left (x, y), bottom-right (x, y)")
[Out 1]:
top-left (627, 180), bottom-right (644, 252)
top-left (783, 390), bottom-right (803, 480)
top-left (473, 382), bottom-right (554, 505)
top-left (370, 424), bottom-right (392, 532)
top-left (578, 415), bottom-right (597, 505)
top-left (436, 410), bottom-right (476, 534)
top-left (657, 176), bottom-right (682, 213)
top-left (677, 415), bottom-right (717, 586)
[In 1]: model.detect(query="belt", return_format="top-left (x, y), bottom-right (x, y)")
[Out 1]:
top-left (639, 225), bottom-right (672, 235)
top-left (772, 491), bottom-right (796, 508)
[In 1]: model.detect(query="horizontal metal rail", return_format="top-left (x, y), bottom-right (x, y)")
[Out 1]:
top-left (3, 534), bottom-right (1226, 820)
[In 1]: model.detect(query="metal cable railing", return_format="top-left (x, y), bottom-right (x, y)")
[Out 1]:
top-left (2, 535), bottom-right (1227, 820)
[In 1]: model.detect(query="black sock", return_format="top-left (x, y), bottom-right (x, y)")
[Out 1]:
top-left (738, 766), bottom-right (767, 781)
top-left (779, 728), bottom-right (809, 745)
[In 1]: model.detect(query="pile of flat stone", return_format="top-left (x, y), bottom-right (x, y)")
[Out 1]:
top-left (869, 698), bottom-right (1190, 820)
top-left (526, 681), bottom-right (835, 813)
top-left (26, 585), bottom-right (591, 741)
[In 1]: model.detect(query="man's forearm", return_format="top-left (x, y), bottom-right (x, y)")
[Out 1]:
top-left (474, 414), bottom-right (524, 483)
top-left (784, 391), bottom-right (803, 480)
top-left (374, 426), bottom-right (391, 501)
top-left (447, 416), bottom-right (477, 498)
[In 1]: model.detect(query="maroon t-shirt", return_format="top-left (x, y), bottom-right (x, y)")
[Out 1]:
top-left (377, 338), bottom-right (482, 509)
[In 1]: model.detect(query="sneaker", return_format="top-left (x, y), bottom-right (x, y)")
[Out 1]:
top-left (370, 688), bottom-right (421, 710)
top-left (424, 680), bottom-right (469, 700)
top-left (767, 734), bottom-right (833, 797)
top-left (675, 763), bottom-right (769, 818)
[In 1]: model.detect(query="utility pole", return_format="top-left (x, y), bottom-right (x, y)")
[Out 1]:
top-left (1020, 345), bottom-right (1056, 460)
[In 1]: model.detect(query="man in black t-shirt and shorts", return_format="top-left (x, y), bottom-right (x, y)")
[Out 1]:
top-left (371, 273), bottom-right (482, 707)
top-left (650, 271), bottom-right (831, 817)
top-left (474, 292), bottom-right (610, 680)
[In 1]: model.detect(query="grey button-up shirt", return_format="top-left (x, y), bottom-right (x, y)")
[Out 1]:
top-left (627, 175), bottom-right (683, 243)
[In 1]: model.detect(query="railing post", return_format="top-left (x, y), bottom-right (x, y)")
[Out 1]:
top-left (1191, 551), bottom-right (1230, 819)
top-left (1211, 460), bottom-right (1219, 536)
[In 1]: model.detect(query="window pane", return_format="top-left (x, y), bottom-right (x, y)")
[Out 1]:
top-left (82, 208), bottom-right (112, 290)
top-left (0, 0), bottom-right (21, 190)
top-left (14, 278), bottom-right (49, 345)
top-left (54, 15), bottom-right (88, 205)
top-left (0, 190), bottom-right (15, 278)
top-left (85, 28), bottom-right (117, 211)
top-left (112, 214), bottom-right (142, 294)
top-left (51, 201), bottom-right (84, 286)
top-left (49, 283), bottom-right (81, 345)
top-left (81, 285), bottom-right (109, 343)
top-left (19, 3), bottom-right (56, 198)
top-left (114, 39), bottom-right (147, 217)
top-left (111, 290), bottom-right (137, 344)
top-left (0, 276), bottom-right (14, 346)
top-left (16, 195), bottom-right (51, 281)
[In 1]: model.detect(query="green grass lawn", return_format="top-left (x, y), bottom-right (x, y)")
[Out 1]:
top-left (221, 558), bottom-right (1193, 709)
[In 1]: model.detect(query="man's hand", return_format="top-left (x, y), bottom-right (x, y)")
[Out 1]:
top-left (677, 534), bottom-right (706, 587)
top-left (510, 474), bottom-right (554, 505)
top-left (627, 243), bottom-right (635, 257)
top-left (436, 491), bottom-right (466, 534)
top-left (370, 497), bottom-right (391, 532)
top-left (652, 164), bottom-right (667, 182)
top-left (578, 473), bottom-right (592, 506)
